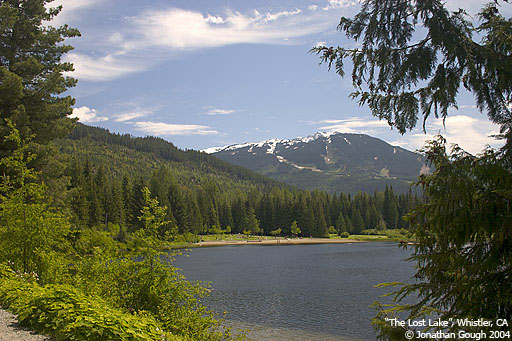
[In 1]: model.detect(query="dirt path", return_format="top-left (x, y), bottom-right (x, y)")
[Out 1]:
top-left (0, 308), bottom-right (51, 341)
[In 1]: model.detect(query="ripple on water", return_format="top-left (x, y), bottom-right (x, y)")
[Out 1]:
top-left (174, 242), bottom-right (415, 340)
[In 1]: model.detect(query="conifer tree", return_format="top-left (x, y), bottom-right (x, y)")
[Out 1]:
top-left (0, 0), bottom-right (79, 170)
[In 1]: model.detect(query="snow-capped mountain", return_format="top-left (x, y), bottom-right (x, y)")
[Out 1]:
top-left (205, 132), bottom-right (427, 194)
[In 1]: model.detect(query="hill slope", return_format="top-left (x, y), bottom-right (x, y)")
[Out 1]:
top-left (207, 132), bottom-right (427, 194)
top-left (60, 123), bottom-right (283, 191)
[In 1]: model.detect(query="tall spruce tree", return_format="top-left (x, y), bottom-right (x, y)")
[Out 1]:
top-left (0, 0), bottom-right (79, 159)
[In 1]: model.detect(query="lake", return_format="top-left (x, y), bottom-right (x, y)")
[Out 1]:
top-left (173, 242), bottom-right (415, 340)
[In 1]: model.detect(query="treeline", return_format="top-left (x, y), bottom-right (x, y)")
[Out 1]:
top-left (67, 160), bottom-right (419, 238)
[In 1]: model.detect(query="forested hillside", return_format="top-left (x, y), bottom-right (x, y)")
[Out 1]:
top-left (56, 124), bottom-right (420, 237)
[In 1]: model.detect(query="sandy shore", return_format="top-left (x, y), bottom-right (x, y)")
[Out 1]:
top-left (195, 238), bottom-right (364, 247)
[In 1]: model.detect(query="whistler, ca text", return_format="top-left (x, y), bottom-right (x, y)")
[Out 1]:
top-left (385, 317), bottom-right (510, 340)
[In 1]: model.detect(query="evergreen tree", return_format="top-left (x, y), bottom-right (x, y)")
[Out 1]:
top-left (335, 212), bottom-right (347, 234)
top-left (167, 177), bottom-right (188, 233)
top-left (383, 186), bottom-right (399, 228)
top-left (312, 0), bottom-right (512, 146)
top-left (243, 206), bottom-right (260, 234)
top-left (0, 0), bottom-right (79, 174)
top-left (351, 210), bottom-right (365, 234)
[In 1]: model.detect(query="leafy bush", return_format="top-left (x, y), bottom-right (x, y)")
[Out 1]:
top-left (0, 270), bottom-right (178, 341)
top-left (340, 232), bottom-right (350, 238)
top-left (174, 232), bottom-right (200, 243)
top-left (361, 229), bottom-right (378, 235)
top-left (74, 229), bottom-right (119, 256)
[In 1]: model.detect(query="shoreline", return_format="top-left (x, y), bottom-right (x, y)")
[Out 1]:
top-left (193, 238), bottom-right (365, 247)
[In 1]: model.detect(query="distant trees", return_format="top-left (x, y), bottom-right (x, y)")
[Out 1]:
top-left (66, 156), bottom-right (418, 238)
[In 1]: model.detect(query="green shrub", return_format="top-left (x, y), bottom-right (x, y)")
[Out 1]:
top-left (70, 249), bottom-right (236, 340)
top-left (0, 274), bottom-right (178, 340)
top-left (361, 229), bottom-right (378, 235)
top-left (174, 233), bottom-right (200, 243)
top-left (340, 232), bottom-right (350, 238)
top-left (74, 229), bottom-right (119, 256)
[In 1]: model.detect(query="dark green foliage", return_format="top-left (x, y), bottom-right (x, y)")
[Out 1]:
top-left (0, 268), bottom-right (177, 341)
top-left (0, 123), bottom-right (70, 284)
top-left (67, 124), bottom-right (279, 187)
top-left (0, 0), bottom-right (79, 180)
top-left (312, 0), bottom-right (512, 144)
top-left (313, 1), bottom-right (512, 337)
top-left (374, 137), bottom-right (512, 338)
top-left (351, 210), bottom-right (365, 234)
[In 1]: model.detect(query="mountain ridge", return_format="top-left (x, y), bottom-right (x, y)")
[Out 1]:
top-left (208, 131), bottom-right (427, 194)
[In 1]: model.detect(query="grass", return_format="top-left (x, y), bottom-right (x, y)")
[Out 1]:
top-left (166, 229), bottom-right (414, 248)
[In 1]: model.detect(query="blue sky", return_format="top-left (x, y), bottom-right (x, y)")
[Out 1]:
top-left (54, 0), bottom-right (508, 154)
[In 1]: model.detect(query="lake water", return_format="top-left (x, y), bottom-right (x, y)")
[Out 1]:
top-left (173, 242), bottom-right (415, 340)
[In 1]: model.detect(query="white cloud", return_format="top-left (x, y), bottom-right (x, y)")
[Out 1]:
top-left (114, 112), bottom-right (147, 122)
top-left (136, 7), bottom-right (321, 50)
top-left (308, 5), bottom-right (319, 11)
top-left (48, 0), bottom-right (99, 25)
top-left (323, 0), bottom-right (360, 10)
top-left (69, 106), bottom-right (108, 123)
top-left (64, 52), bottom-right (145, 81)
top-left (314, 115), bottom-right (503, 154)
top-left (407, 115), bottom-right (502, 155)
top-left (62, 3), bottom-right (353, 81)
top-left (133, 121), bottom-right (219, 136)
top-left (205, 14), bottom-right (226, 24)
top-left (315, 41), bottom-right (327, 47)
top-left (318, 117), bottom-right (390, 134)
top-left (205, 107), bottom-right (236, 116)
top-left (108, 32), bottom-right (124, 44)
top-left (262, 8), bottom-right (302, 22)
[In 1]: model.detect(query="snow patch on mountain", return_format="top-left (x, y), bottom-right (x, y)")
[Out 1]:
top-left (202, 131), bottom-right (342, 154)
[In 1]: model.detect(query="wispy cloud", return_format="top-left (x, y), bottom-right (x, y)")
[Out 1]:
top-left (133, 121), bottom-right (219, 136)
top-left (204, 107), bottom-right (236, 116)
top-left (317, 117), bottom-right (390, 134)
top-left (64, 4), bottom-right (345, 81)
top-left (69, 106), bottom-right (108, 123)
top-left (323, 0), bottom-right (360, 10)
top-left (65, 52), bottom-right (145, 82)
top-left (48, 0), bottom-right (100, 25)
top-left (114, 112), bottom-right (147, 122)
top-left (136, 7), bottom-right (319, 50)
